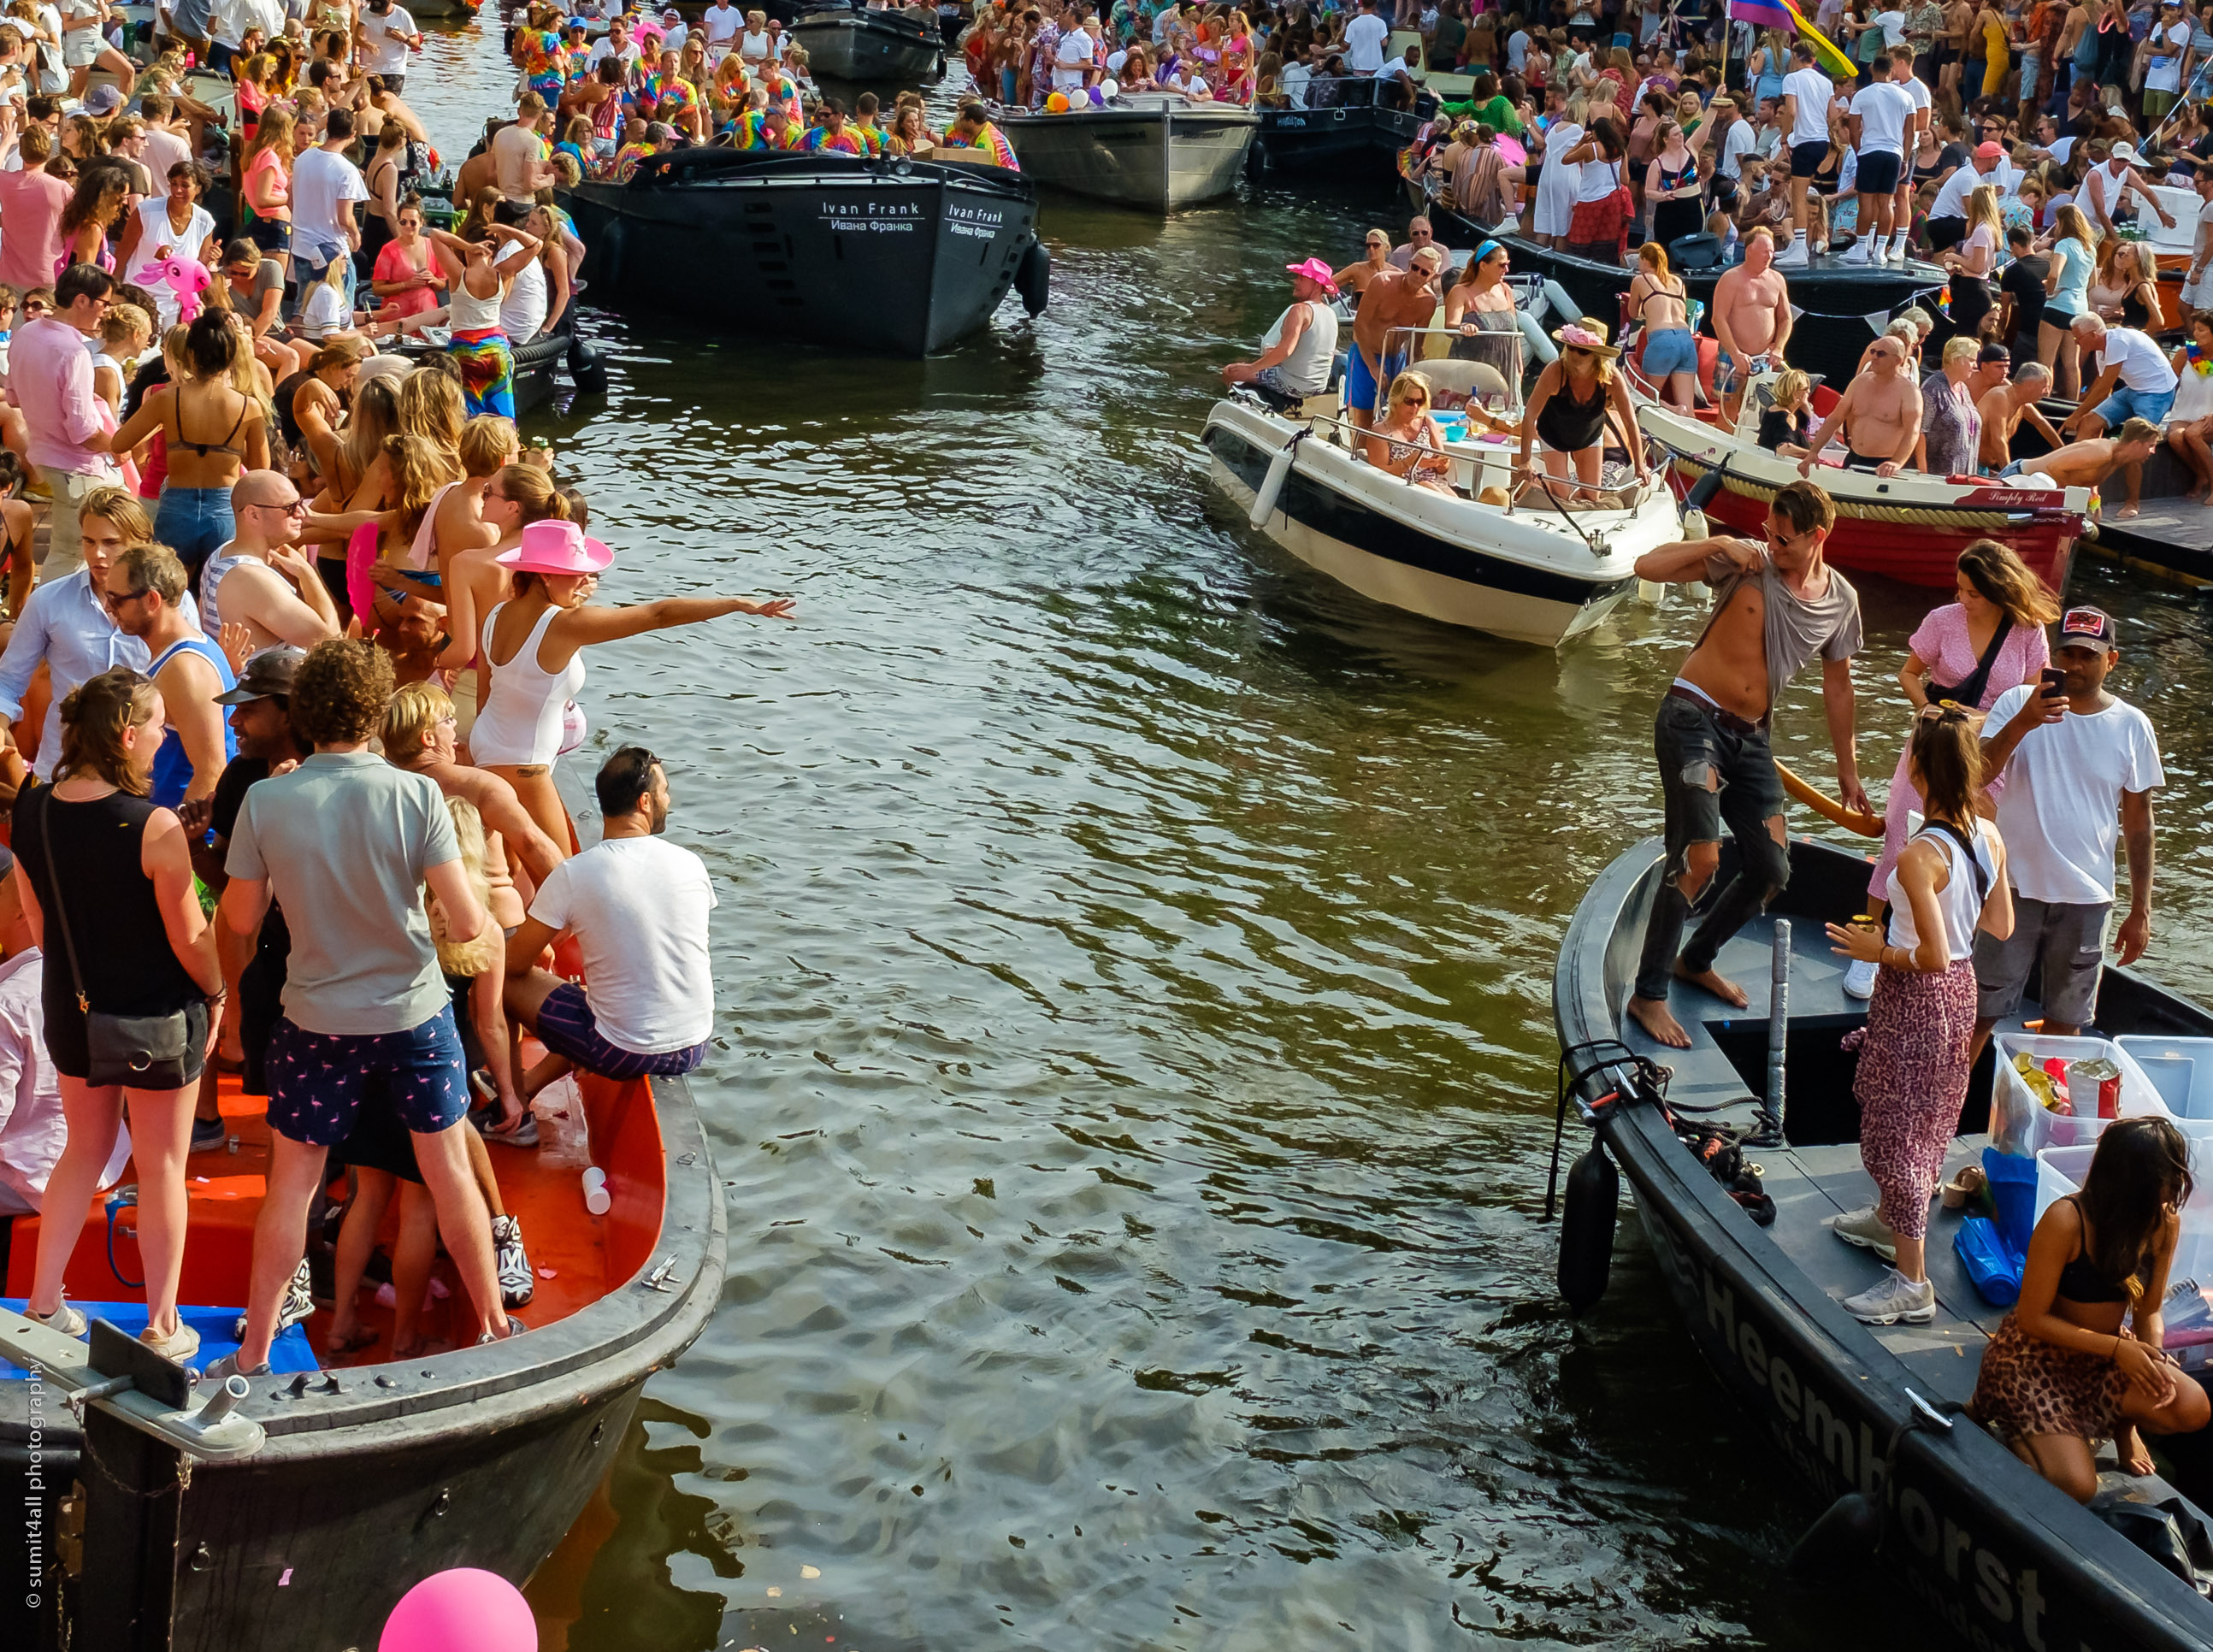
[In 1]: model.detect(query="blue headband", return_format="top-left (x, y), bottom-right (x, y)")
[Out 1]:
top-left (1475, 239), bottom-right (1503, 264)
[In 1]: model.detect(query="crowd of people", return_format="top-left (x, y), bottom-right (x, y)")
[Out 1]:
top-left (0, 0), bottom-right (812, 1372)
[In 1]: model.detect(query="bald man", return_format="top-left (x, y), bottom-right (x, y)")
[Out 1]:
top-left (199, 470), bottom-right (342, 658)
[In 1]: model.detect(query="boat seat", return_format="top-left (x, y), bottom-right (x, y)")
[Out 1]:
top-left (1413, 357), bottom-right (1511, 414)
top-left (1295, 390), bottom-right (1342, 422)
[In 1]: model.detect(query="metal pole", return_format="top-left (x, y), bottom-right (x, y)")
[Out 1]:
top-left (1768, 917), bottom-right (1791, 1137)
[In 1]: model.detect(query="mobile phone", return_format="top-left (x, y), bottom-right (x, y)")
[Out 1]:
top-left (2039, 668), bottom-right (2067, 700)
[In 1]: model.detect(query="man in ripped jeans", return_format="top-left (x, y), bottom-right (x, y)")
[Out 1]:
top-left (1626, 479), bottom-right (1867, 1048)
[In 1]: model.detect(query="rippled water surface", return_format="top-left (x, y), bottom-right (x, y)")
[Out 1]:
top-left (398, 23), bottom-right (2213, 1649)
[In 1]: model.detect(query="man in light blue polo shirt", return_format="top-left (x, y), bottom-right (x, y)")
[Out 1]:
top-left (212, 640), bottom-right (513, 1377)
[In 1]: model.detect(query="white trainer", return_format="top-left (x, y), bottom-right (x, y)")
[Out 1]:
top-left (1845, 1268), bottom-right (1937, 1325)
top-left (1829, 1204), bottom-right (1898, 1262)
top-left (1840, 239), bottom-right (1871, 264)
top-left (1844, 957), bottom-right (1879, 1000)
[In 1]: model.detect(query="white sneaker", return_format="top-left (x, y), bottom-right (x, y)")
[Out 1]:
top-left (1844, 957), bottom-right (1879, 1000)
top-left (1844, 1267), bottom-right (1937, 1325)
top-left (1840, 239), bottom-right (1871, 264)
top-left (1888, 235), bottom-right (1910, 263)
top-left (1829, 1204), bottom-right (1898, 1263)
top-left (1774, 243), bottom-right (1810, 268)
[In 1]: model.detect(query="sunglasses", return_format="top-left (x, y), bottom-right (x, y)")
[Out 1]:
top-left (99, 585), bottom-right (146, 611)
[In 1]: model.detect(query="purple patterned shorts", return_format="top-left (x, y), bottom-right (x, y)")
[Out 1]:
top-left (265, 1007), bottom-right (471, 1148)
top-left (535, 982), bottom-right (707, 1081)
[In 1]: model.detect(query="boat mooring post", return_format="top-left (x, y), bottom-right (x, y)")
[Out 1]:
top-left (1767, 919), bottom-right (1791, 1139)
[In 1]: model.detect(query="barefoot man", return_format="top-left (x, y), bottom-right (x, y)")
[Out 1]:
top-left (2061, 314), bottom-right (2176, 520)
top-left (1626, 479), bottom-right (1867, 1048)
top-left (1712, 227), bottom-right (1793, 426)
top-left (1995, 417), bottom-right (2162, 505)
top-left (1797, 331), bottom-right (1922, 475)
top-left (1348, 245), bottom-right (1445, 430)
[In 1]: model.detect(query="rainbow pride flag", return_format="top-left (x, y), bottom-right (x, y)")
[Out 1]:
top-left (1728, 0), bottom-right (1858, 78)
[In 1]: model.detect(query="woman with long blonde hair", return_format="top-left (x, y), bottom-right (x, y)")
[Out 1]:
top-left (2039, 202), bottom-right (2098, 397)
top-left (239, 104), bottom-right (295, 260)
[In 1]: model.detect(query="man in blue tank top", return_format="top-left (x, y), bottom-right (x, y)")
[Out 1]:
top-left (103, 542), bottom-right (237, 811)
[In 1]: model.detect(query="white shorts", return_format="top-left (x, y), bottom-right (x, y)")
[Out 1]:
top-left (2183, 268), bottom-right (2213, 308)
top-left (62, 30), bottom-right (100, 66)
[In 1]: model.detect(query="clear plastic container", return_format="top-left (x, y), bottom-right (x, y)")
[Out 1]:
top-left (1989, 1032), bottom-right (2167, 1159)
top-left (2116, 1036), bottom-right (2213, 1121)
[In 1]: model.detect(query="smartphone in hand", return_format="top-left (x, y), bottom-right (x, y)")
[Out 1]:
top-left (2039, 667), bottom-right (2067, 700)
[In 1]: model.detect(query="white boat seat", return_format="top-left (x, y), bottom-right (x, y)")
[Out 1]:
top-left (1412, 357), bottom-right (1511, 414)
top-left (1296, 390), bottom-right (1343, 422)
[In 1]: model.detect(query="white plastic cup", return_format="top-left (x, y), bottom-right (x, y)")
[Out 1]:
top-left (582, 1166), bottom-right (607, 1192)
top-left (582, 1166), bottom-right (611, 1216)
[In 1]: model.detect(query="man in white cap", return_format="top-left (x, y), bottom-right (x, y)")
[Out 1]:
top-left (2080, 139), bottom-right (2176, 240)
top-left (1223, 258), bottom-right (1342, 408)
top-left (2143, 0), bottom-right (2193, 125)
top-left (658, 5), bottom-right (688, 54)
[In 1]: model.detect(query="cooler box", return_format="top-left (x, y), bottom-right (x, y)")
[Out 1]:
top-left (1990, 1032), bottom-right (2167, 1159)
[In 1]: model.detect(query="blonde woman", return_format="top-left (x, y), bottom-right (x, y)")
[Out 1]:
top-left (239, 104), bottom-right (295, 262)
top-left (2039, 202), bottom-right (2097, 397)
top-left (1360, 371), bottom-right (1456, 494)
top-left (1942, 183), bottom-right (2004, 337)
top-left (1519, 319), bottom-right (1650, 499)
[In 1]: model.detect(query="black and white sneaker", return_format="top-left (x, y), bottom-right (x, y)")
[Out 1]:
top-left (189, 1114), bottom-right (227, 1154)
top-left (492, 1215), bottom-right (534, 1309)
top-left (234, 1258), bottom-right (317, 1342)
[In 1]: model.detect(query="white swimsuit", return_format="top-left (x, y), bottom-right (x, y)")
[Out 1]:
top-left (469, 600), bottom-right (585, 766)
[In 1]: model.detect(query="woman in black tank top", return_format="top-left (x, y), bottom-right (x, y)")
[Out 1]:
top-left (1968, 1116), bottom-right (2208, 1502)
top-left (10, 669), bottom-right (221, 1360)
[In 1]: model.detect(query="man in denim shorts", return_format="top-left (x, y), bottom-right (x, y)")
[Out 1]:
top-left (1972, 606), bottom-right (2163, 1050)
top-left (1624, 480), bottom-right (1867, 1047)
top-left (213, 640), bottom-right (514, 1376)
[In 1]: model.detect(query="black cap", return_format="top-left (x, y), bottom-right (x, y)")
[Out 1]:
top-left (2056, 606), bottom-right (2117, 653)
top-left (1977, 342), bottom-right (2010, 365)
top-left (214, 646), bottom-right (304, 705)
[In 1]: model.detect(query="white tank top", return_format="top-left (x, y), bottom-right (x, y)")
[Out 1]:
top-left (449, 269), bottom-right (506, 334)
top-left (1274, 299), bottom-right (1339, 398)
top-left (1885, 816), bottom-right (1996, 962)
top-left (199, 541), bottom-right (247, 640)
top-left (469, 600), bottom-right (587, 766)
top-left (499, 257), bottom-right (547, 344)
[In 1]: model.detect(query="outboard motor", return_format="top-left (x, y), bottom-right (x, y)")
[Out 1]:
top-left (1016, 240), bottom-right (1050, 317)
top-left (567, 337), bottom-right (609, 396)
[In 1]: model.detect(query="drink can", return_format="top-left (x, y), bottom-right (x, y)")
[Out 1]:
top-left (2044, 1057), bottom-right (2074, 1114)
top-left (2070, 1057), bottom-right (2123, 1120)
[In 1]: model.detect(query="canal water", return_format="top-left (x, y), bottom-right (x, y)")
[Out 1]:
top-left (408, 21), bottom-right (2213, 1649)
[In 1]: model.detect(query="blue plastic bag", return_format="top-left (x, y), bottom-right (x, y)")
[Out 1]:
top-left (1984, 1146), bottom-right (2039, 1259)
top-left (1956, 1215), bottom-right (2025, 1307)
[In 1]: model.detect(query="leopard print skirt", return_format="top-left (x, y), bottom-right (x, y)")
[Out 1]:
top-left (1968, 1313), bottom-right (2133, 1447)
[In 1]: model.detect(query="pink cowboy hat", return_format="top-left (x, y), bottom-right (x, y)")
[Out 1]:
top-left (1285, 257), bottom-right (1339, 292)
top-left (496, 518), bottom-right (614, 576)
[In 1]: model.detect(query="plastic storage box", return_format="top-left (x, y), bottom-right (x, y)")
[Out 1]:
top-left (2116, 1036), bottom-right (2213, 1122)
top-left (1989, 1032), bottom-right (2167, 1159)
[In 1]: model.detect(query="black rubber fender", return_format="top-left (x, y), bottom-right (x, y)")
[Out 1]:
top-left (1244, 139), bottom-right (1266, 184)
top-left (1015, 239), bottom-right (1049, 316)
top-left (1556, 1139), bottom-right (1618, 1313)
top-left (567, 338), bottom-right (609, 395)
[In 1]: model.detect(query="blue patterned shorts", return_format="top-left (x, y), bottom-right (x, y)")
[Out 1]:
top-left (265, 1008), bottom-right (470, 1148)
top-left (535, 982), bottom-right (708, 1081)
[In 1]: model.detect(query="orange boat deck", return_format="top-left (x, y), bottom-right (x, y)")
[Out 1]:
top-left (3, 1062), bottom-right (667, 1367)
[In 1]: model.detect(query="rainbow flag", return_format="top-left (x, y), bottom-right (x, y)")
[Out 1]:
top-left (1728, 0), bottom-right (1795, 27)
top-left (1729, 0), bottom-right (1857, 78)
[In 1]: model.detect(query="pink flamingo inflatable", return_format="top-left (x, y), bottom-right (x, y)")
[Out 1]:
top-left (144, 255), bottom-right (213, 323)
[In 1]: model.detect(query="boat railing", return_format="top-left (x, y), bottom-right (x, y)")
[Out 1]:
top-left (1375, 322), bottom-right (1524, 422)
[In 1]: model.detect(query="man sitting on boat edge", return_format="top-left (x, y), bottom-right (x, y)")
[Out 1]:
top-left (1625, 480), bottom-right (1867, 1050)
top-left (1221, 257), bottom-right (1340, 411)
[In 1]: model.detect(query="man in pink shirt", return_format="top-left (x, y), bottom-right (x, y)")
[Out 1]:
top-left (9, 263), bottom-right (120, 580)
top-left (0, 127), bottom-right (71, 295)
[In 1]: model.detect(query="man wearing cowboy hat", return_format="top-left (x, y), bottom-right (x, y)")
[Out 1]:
top-left (1223, 258), bottom-right (1342, 409)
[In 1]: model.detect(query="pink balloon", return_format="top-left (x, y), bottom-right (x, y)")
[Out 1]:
top-left (379, 1568), bottom-right (536, 1652)
top-left (1496, 134), bottom-right (1527, 168)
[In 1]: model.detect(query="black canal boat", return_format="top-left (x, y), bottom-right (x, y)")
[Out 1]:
top-left (787, 0), bottom-right (943, 84)
top-left (1249, 77), bottom-right (1432, 185)
top-left (1554, 835), bottom-right (2213, 1652)
top-left (2, 1068), bottom-right (725, 1651)
top-left (561, 147), bottom-right (1047, 356)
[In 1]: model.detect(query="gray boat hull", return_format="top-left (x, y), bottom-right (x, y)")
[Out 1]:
top-left (788, 8), bottom-right (943, 82)
top-left (998, 102), bottom-right (1258, 211)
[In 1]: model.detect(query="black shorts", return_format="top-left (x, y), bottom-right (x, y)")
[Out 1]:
top-left (1791, 139), bottom-right (1830, 179)
top-left (1924, 214), bottom-right (1968, 251)
top-left (1856, 149), bottom-right (1903, 192)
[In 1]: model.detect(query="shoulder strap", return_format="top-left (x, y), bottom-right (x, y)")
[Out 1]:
top-left (34, 788), bottom-right (91, 1014)
top-left (1928, 612), bottom-right (2013, 707)
top-left (1917, 817), bottom-right (1992, 906)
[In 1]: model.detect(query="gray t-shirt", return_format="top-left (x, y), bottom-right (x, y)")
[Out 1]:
top-left (225, 749), bottom-right (459, 1036)
top-left (1703, 553), bottom-right (1863, 721)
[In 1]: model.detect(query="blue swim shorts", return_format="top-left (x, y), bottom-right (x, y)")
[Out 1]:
top-left (1344, 345), bottom-right (1408, 420)
top-left (266, 1008), bottom-right (470, 1148)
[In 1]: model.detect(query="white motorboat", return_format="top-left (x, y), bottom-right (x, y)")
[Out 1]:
top-left (996, 94), bottom-right (1258, 211)
top-left (1201, 339), bottom-right (1691, 647)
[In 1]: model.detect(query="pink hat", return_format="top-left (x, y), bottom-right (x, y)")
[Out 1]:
top-left (496, 518), bottom-right (614, 576)
top-left (1974, 140), bottom-right (2005, 160)
top-left (1285, 256), bottom-right (1339, 292)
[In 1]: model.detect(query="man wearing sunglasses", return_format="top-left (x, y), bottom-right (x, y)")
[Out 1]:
top-left (1624, 479), bottom-right (1867, 1049)
top-left (199, 469), bottom-right (342, 660)
top-left (1795, 331), bottom-right (1922, 477)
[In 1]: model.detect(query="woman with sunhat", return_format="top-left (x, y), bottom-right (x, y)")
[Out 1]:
top-left (1517, 318), bottom-right (1651, 502)
top-left (460, 517), bottom-right (798, 849)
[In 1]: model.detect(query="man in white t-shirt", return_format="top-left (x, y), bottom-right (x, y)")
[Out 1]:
top-left (586, 15), bottom-right (642, 74)
top-left (658, 6), bottom-right (688, 55)
top-left (2063, 314), bottom-right (2179, 477)
top-left (2143, 0), bottom-right (2192, 122)
top-left (357, 0), bottom-right (419, 89)
top-left (2179, 168), bottom-right (2213, 323)
top-left (1777, 41), bottom-right (1838, 266)
top-left (1878, 45), bottom-right (1929, 263)
top-left (1053, 15), bottom-right (1093, 91)
top-left (1925, 141), bottom-right (2015, 249)
top-left (1842, 71), bottom-right (1911, 263)
top-left (288, 107), bottom-right (368, 315)
top-left (1973, 606), bottom-right (2162, 1044)
top-left (701, 0), bottom-right (741, 53)
top-left (503, 749), bottom-right (717, 1104)
top-left (1344, 0), bottom-right (1389, 74)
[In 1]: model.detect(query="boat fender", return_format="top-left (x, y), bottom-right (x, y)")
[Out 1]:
top-left (1248, 432), bottom-right (1304, 529)
top-left (1556, 1140), bottom-right (1618, 1313)
top-left (1785, 1490), bottom-right (1884, 1581)
top-left (1016, 240), bottom-right (1050, 316)
top-left (595, 219), bottom-right (625, 290)
top-left (1244, 139), bottom-right (1266, 184)
top-left (567, 337), bottom-right (610, 395)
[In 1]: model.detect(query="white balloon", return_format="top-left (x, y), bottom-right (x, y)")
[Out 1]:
top-left (1100, 78), bottom-right (1118, 100)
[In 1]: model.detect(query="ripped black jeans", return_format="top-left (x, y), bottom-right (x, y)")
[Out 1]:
top-left (1633, 692), bottom-right (1793, 1004)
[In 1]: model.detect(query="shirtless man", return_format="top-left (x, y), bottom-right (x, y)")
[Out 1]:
top-left (1348, 247), bottom-right (1445, 429)
top-left (1997, 419), bottom-right (2162, 503)
top-left (1712, 227), bottom-right (1794, 424)
top-left (1797, 333), bottom-right (1922, 475)
top-left (1625, 479), bottom-right (1866, 1048)
top-left (1977, 361), bottom-right (2063, 471)
top-left (202, 470), bottom-right (343, 657)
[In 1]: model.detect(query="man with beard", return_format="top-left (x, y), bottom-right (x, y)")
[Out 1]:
top-left (106, 541), bottom-right (235, 810)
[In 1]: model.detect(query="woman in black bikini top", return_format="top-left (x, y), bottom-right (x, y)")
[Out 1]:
top-left (109, 310), bottom-right (271, 586)
top-left (1518, 319), bottom-right (1652, 501)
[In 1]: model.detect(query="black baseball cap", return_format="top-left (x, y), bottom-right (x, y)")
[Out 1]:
top-left (215, 646), bottom-right (304, 704)
top-left (2056, 606), bottom-right (2116, 653)
top-left (1977, 342), bottom-right (2010, 365)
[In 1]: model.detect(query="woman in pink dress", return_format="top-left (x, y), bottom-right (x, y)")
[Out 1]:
top-left (1850, 539), bottom-right (2057, 998)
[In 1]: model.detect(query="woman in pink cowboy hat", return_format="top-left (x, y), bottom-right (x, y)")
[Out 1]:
top-left (454, 516), bottom-right (796, 849)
